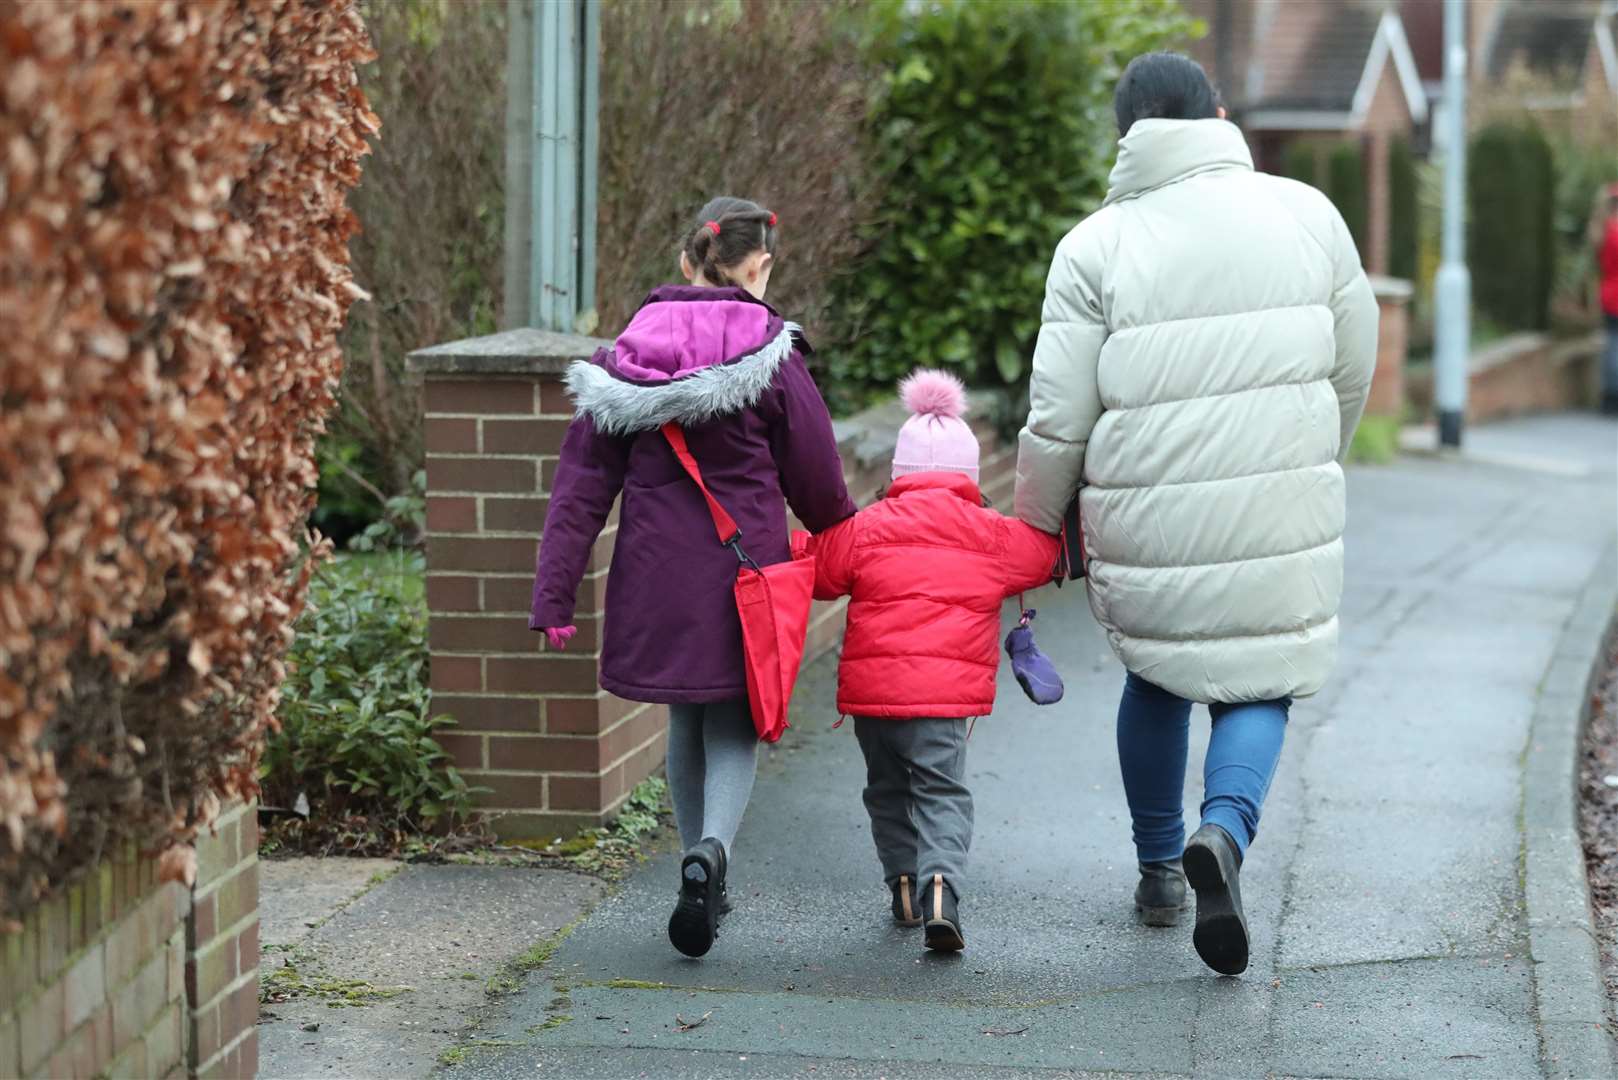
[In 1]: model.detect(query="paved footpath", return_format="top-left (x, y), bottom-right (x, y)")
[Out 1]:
top-left (451, 414), bottom-right (1618, 1080)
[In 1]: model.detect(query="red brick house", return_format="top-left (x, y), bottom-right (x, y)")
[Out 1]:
top-left (1478, 0), bottom-right (1618, 139)
top-left (1184, 0), bottom-right (1428, 275)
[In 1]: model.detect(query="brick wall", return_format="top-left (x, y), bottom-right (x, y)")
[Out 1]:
top-left (410, 330), bottom-right (1015, 838)
top-left (0, 801), bottom-right (259, 1079)
top-left (1405, 330), bottom-right (1605, 422)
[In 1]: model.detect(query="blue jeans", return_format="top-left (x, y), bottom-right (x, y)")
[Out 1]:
top-left (1115, 673), bottom-right (1290, 864)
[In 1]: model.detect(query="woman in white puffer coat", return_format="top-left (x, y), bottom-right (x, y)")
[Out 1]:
top-left (1014, 53), bottom-right (1377, 977)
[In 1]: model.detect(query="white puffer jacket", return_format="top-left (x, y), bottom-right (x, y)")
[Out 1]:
top-left (1014, 118), bottom-right (1378, 704)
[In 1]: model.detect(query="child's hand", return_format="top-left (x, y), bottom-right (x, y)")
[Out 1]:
top-left (543, 626), bottom-right (577, 651)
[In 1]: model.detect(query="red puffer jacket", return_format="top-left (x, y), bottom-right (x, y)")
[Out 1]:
top-left (805, 471), bottom-right (1060, 719)
top-left (1601, 217), bottom-right (1618, 317)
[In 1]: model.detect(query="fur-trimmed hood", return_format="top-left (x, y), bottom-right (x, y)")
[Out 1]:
top-left (566, 286), bottom-right (803, 436)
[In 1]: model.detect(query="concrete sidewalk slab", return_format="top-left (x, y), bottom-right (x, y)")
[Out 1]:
top-left (260, 856), bottom-right (401, 951)
top-left (450, 414), bottom-right (1617, 1079)
top-left (259, 863), bottom-right (604, 1079)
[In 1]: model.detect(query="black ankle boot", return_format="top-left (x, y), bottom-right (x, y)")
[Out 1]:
top-left (890, 874), bottom-right (922, 927)
top-left (1135, 859), bottom-right (1188, 927)
top-left (668, 837), bottom-right (726, 958)
top-left (921, 874), bottom-right (964, 952)
top-left (1182, 824), bottom-right (1248, 975)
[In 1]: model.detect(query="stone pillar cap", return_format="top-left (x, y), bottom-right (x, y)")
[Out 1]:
top-left (1367, 275), bottom-right (1414, 301)
top-left (408, 327), bottom-right (613, 376)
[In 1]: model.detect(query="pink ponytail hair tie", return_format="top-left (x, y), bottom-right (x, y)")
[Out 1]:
top-left (705, 221), bottom-right (721, 236)
top-left (767, 212), bottom-right (778, 227)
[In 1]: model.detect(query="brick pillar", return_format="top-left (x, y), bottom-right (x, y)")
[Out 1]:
top-left (409, 329), bottom-right (669, 840)
top-left (1367, 275), bottom-right (1411, 418)
top-left (186, 800), bottom-right (259, 1080)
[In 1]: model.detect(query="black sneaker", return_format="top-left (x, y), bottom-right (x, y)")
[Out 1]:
top-left (921, 874), bottom-right (964, 952)
top-left (1182, 824), bottom-right (1248, 975)
top-left (890, 874), bottom-right (922, 927)
top-left (668, 837), bottom-right (726, 958)
top-left (1135, 859), bottom-right (1188, 927)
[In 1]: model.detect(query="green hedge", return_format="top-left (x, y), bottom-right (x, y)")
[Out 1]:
top-left (826, 0), bottom-right (1197, 402)
top-left (1470, 121), bottom-right (1556, 331)
top-left (1388, 137), bottom-right (1418, 288)
top-left (1282, 141), bottom-right (1319, 187)
top-left (1325, 142), bottom-right (1368, 253)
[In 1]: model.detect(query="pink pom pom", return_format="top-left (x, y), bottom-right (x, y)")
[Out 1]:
top-left (898, 368), bottom-right (968, 420)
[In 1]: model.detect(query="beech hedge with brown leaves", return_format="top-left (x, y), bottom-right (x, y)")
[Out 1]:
top-left (0, 0), bottom-right (375, 921)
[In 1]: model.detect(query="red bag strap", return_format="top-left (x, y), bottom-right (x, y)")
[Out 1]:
top-left (660, 422), bottom-right (740, 545)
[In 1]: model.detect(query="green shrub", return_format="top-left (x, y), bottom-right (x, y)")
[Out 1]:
top-left (348, 468), bottom-right (427, 554)
top-left (1347, 414), bottom-right (1401, 465)
top-left (1549, 134), bottom-right (1618, 324)
top-left (1388, 137), bottom-right (1419, 289)
top-left (828, 0), bottom-right (1197, 402)
top-left (1324, 141), bottom-right (1368, 253)
top-left (1469, 121), bottom-right (1556, 331)
top-left (1282, 140), bottom-right (1320, 187)
top-left (263, 551), bottom-right (475, 830)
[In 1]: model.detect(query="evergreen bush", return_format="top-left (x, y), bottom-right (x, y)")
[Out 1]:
top-left (1470, 122), bottom-right (1557, 331)
top-left (826, 0), bottom-right (1197, 404)
top-left (1325, 142), bottom-right (1368, 253)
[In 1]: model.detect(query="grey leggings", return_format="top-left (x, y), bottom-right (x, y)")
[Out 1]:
top-left (666, 700), bottom-right (758, 856)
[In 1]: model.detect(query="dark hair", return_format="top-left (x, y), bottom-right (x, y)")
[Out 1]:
top-left (1113, 52), bottom-right (1220, 138)
top-left (681, 196), bottom-right (778, 288)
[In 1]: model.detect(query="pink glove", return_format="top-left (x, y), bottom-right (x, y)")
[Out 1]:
top-left (543, 626), bottom-right (577, 651)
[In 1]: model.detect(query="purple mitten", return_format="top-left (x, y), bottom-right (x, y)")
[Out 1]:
top-left (1005, 610), bottom-right (1064, 705)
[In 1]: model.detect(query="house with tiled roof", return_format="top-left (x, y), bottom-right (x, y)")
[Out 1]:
top-left (1478, 0), bottom-right (1618, 137)
top-left (1184, 0), bottom-right (1617, 276)
top-left (1184, 0), bottom-right (1428, 275)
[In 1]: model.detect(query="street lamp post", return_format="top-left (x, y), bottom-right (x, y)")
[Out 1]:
top-left (1433, 0), bottom-right (1470, 448)
top-left (503, 0), bottom-right (600, 334)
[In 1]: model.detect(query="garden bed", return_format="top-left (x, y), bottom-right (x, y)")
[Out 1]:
top-left (1578, 618), bottom-right (1618, 1006)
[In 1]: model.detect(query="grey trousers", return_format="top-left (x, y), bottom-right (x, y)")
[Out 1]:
top-left (853, 717), bottom-right (973, 898)
top-left (1604, 314), bottom-right (1618, 397)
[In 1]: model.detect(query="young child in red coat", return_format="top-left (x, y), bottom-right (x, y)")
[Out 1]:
top-left (802, 370), bottom-right (1059, 952)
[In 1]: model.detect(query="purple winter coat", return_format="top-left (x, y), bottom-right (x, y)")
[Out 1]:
top-left (529, 286), bottom-right (856, 704)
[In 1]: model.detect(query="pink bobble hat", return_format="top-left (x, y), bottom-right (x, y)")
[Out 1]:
top-left (891, 369), bottom-right (978, 483)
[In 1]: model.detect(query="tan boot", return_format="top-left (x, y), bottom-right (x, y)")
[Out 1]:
top-left (890, 874), bottom-right (922, 927)
top-left (921, 873), bottom-right (964, 952)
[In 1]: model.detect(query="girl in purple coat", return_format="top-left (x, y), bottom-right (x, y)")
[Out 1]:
top-left (531, 197), bottom-right (856, 958)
